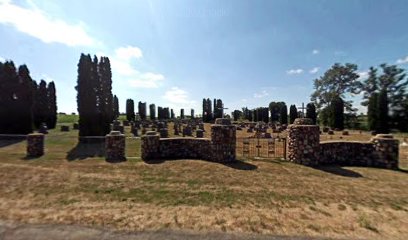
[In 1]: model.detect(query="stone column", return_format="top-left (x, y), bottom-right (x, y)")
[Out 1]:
top-left (27, 133), bottom-right (44, 157)
top-left (210, 118), bottom-right (236, 163)
top-left (141, 131), bottom-right (160, 161)
top-left (105, 131), bottom-right (126, 161)
top-left (159, 128), bottom-right (168, 138)
top-left (371, 134), bottom-right (399, 169)
top-left (287, 118), bottom-right (320, 166)
top-left (196, 129), bottom-right (204, 138)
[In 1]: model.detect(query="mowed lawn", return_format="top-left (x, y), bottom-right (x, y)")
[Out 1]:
top-left (0, 118), bottom-right (407, 239)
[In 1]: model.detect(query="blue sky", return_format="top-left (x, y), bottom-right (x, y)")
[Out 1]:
top-left (1, 0), bottom-right (408, 115)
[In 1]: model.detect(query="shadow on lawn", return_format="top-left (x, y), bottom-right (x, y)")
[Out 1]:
top-left (313, 165), bottom-right (363, 178)
top-left (66, 141), bottom-right (105, 161)
top-left (146, 159), bottom-right (257, 171)
top-left (0, 137), bottom-right (25, 148)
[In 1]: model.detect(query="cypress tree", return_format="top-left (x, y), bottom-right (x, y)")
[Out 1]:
top-left (306, 103), bottom-right (317, 124)
top-left (99, 56), bottom-right (113, 134)
top-left (170, 109), bottom-right (175, 119)
top-left (330, 97), bottom-right (344, 130)
top-left (113, 95), bottom-right (119, 119)
top-left (33, 80), bottom-right (49, 129)
top-left (17, 65), bottom-right (35, 133)
top-left (180, 109), bottom-right (185, 119)
top-left (367, 93), bottom-right (379, 131)
top-left (158, 106), bottom-right (163, 120)
top-left (138, 101), bottom-right (146, 120)
top-left (289, 105), bottom-right (298, 124)
top-left (149, 104), bottom-right (156, 120)
top-left (279, 104), bottom-right (288, 125)
top-left (191, 109), bottom-right (194, 119)
top-left (377, 89), bottom-right (389, 133)
top-left (46, 81), bottom-right (57, 129)
top-left (126, 99), bottom-right (135, 121)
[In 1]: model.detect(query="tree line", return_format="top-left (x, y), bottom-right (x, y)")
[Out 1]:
top-left (311, 63), bottom-right (408, 132)
top-left (0, 60), bottom-right (57, 134)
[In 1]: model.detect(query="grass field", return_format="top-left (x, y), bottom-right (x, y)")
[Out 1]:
top-left (0, 116), bottom-right (407, 239)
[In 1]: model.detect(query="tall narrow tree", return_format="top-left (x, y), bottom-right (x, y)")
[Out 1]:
top-left (306, 103), bottom-right (317, 124)
top-left (113, 95), bottom-right (119, 119)
top-left (126, 99), bottom-right (135, 121)
top-left (289, 105), bottom-right (298, 124)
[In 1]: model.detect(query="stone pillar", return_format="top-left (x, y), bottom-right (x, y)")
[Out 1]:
top-left (159, 128), bottom-right (168, 138)
top-left (105, 131), bottom-right (126, 161)
top-left (141, 131), bottom-right (160, 161)
top-left (196, 129), bottom-right (204, 138)
top-left (210, 118), bottom-right (236, 163)
top-left (27, 133), bottom-right (44, 157)
top-left (371, 134), bottom-right (399, 169)
top-left (287, 118), bottom-right (320, 166)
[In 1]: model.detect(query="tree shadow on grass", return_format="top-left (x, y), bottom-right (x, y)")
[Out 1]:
top-left (0, 137), bottom-right (25, 148)
top-left (145, 158), bottom-right (257, 171)
top-left (66, 141), bottom-right (105, 161)
top-left (313, 165), bottom-right (363, 178)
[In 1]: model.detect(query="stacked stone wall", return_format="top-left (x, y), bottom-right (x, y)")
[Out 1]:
top-left (319, 141), bottom-right (375, 166)
top-left (287, 124), bottom-right (320, 166)
top-left (141, 118), bottom-right (236, 163)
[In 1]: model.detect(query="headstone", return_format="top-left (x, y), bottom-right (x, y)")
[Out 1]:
top-left (60, 125), bottom-right (70, 132)
top-left (27, 133), bottom-right (44, 157)
top-left (105, 131), bottom-right (126, 162)
top-left (38, 123), bottom-right (48, 134)
top-left (73, 123), bottom-right (79, 130)
top-left (196, 129), bottom-right (204, 138)
top-left (159, 128), bottom-right (168, 138)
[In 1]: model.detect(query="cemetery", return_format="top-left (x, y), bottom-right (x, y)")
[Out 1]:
top-left (1, 5), bottom-right (408, 237)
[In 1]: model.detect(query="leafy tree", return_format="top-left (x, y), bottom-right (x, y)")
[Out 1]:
top-left (126, 99), bottom-right (135, 121)
top-left (306, 103), bottom-right (317, 124)
top-left (232, 110), bottom-right (242, 121)
top-left (289, 105), bottom-right (298, 124)
top-left (311, 63), bottom-right (361, 111)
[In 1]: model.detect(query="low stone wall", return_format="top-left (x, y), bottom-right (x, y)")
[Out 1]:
top-left (287, 118), bottom-right (399, 169)
top-left (319, 135), bottom-right (399, 169)
top-left (141, 118), bottom-right (236, 163)
top-left (159, 138), bottom-right (211, 160)
top-left (319, 141), bottom-right (375, 166)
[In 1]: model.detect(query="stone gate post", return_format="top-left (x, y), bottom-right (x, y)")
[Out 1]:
top-left (141, 131), bottom-right (160, 161)
top-left (287, 118), bottom-right (320, 166)
top-left (371, 134), bottom-right (399, 169)
top-left (105, 131), bottom-right (126, 161)
top-left (27, 133), bottom-right (44, 157)
top-left (210, 118), bottom-right (236, 163)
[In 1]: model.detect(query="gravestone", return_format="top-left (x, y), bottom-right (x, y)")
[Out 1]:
top-left (105, 131), bottom-right (126, 162)
top-left (60, 125), bottom-right (70, 132)
top-left (27, 133), bottom-right (44, 157)
top-left (196, 129), bottom-right (204, 138)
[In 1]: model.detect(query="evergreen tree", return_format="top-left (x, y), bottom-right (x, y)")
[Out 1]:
top-left (170, 109), bottom-right (175, 119)
top-left (99, 56), bottom-right (113, 134)
top-left (191, 109), bottom-right (194, 119)
top-left (367, 93), bottom-right (379, 131)
top-left (46, 81), bottom-right (57, 129)
top-left (279, 104), bottom-right (288, 124)
top-left (289, 105), bottom-right (298, 124)
top-left (377, 89), bottom-right (389, 133)
top-left (180, 109), bottom-right (185, 119)
top-left (17, 65), bottom-right (35, 133)
top-left (330, 97), bottom-right (344, 130)
top-left (306, 103), bottom-right (317, 124)
top-left (113, 95), bottom-right (119, 119)
top-left (126, 99), bottom-right (135, 121)
top-left (158, 106), bottom-right (163, 120)
top-left (33, 80), bottom-right (49, 129)
top-left (138, 101), bottom-right (147, 120)
top-left (149, 104), bottom-right (156, 120)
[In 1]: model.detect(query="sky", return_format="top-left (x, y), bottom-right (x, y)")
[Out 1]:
top-left (1, 0), bottom-right (408, 116)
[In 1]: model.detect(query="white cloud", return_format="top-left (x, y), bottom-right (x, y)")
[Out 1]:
top-left (0, 56), bottom-right (4, 62)
top-left (396, 56), bottom-right (408, 64)
top-left (312, 49), bottom-right (319, 55)
top-left (253, 90), bottom-right (269, 98)
top-left (115, 46), bottom-right (143, 60)
top-left (128, 72), bottom-right (164, 88)
top-left (162, 87), bottom-right (197, 111)
top-left (0, 0), bottom-right (94, 46)
top-left (286, 69), bottom-right (303, 75)
top-left (309, 67), bottom-right (319, 74)
top-left (358, 71), bottom-right (369, 80)
top-left (101, 46), bottom-right (165, 88)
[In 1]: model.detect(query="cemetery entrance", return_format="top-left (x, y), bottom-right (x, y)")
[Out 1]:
top-left (236, 137), bottom-right (287, 159)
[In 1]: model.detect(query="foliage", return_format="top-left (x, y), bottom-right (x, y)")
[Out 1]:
top-left (377, 89), bottom-right (389, 133)
top-left (126, 99), bottom-right (135, 121)
top-left (138, 102), bottom-right (147, 120)
top-left (367, 93), bottom-right (379, 131)
top-left (202, 98), bottom-right (213, 122)
top-left (76, 54), bottom-right (113, 137)
top-left (289, 105), bottom-right (298, 124)
top-left (180, 109), bottom-right (185, 119)
top-left (306, 103), bottom-right (317, 124)
top-left (329, 96), bottom-right (344, 130)
top-left (149, 104), bottom-right (156, 120)
top-left (279, 104), bottom-right (288, 125)
top-left (269, 102), bottom-right (285, 122)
